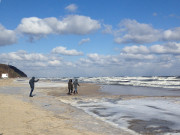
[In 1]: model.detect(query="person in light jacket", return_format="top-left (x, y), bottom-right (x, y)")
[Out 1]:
top-left (73, 79), bottom-right (80, 94)
top-left (29, 77), bottom-right (39, 97)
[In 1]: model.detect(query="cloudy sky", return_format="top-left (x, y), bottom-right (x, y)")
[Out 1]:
top-left (0, 0), bottom-right (180, 77)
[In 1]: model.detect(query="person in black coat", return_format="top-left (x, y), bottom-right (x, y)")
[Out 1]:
top-left (68, 79), bottom-right (73, 94)
top-left (29, 77), bottom-right (39, 97)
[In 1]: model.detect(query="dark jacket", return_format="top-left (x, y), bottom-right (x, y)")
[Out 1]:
top-left (29, 77), bottom-right (39, 88)
top-left (68, 81), bottom-right (73, 90)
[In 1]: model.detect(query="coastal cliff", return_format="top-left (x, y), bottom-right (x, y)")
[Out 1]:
top-left (0, 64), bottom-right (27, 78)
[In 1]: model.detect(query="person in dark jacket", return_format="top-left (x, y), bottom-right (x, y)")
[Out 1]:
top-left (68, 79), bottom-right (73, 95)
top-left (29, 77), bottom-right (39, 97)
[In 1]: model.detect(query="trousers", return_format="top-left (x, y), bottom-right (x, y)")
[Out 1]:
top-left (29, 87), bottom-right (34, 96)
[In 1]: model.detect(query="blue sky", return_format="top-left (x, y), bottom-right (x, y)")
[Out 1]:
top-left (0, 0), bottom-right (180, 77)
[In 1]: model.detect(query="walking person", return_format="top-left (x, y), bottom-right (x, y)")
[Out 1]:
top-left (73, 79), bottom-right (80, 94)
top-left (68, 79), bottom-right (73, 95)
top-left (29, 77), bottom-right (39, 97)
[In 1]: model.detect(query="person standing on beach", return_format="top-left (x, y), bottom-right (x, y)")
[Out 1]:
top-left (29, 77), bottom-right (39, 97)
top-left (68, 79), bottom-right (73, 94)
top-left (73, 79), bottom-right (80, 94)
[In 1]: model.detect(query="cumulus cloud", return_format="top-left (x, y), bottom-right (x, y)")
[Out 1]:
top-left (121, 53), bottom-right (155, 61)
top-left (48, 60), bottom-right (61, 66)
top-left (0, 50), bottom-right (48, 61)
top-left (65, 4), bottom-right (78, 12)
top-left (0, 50), bottom-right (64, 68)
top-left (51, 46), bottom-right (83, 56)
top-left (122, 42), bottom-right (180, 55)
top-left (150, 42), bottom-right (180, 54)
top-left (113, 19), bottom-right (180, 44)
top-left (163, 27), bottom-right (180, 41)
top-left (80, 53), bottom-right (121, 66)
top-left (122, 45), bottom-right (149, 54)
top-left (16, 15), bottom-right (101, 39)
top-left (78, 38), bottom-right (90, 45)
top-left (1, 43), bottom-right (180, 77)
top-left (114, 19), bottom-right (161, 44)
top-left (0, 24), bottom-right (17, 46)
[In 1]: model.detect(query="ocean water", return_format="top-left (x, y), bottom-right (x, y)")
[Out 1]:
top-left (41, 76), bottom-right (180, 89)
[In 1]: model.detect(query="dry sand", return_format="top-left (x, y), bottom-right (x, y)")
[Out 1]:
top-left (0, 94), bottom-right (103, 135)
top-left (0, 78), bottom-right (18, 87)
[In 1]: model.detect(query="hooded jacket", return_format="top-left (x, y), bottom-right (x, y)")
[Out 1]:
top-left (29, 77), bottom-right (39, 88)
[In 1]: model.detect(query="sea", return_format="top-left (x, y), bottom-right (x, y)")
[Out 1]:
top-left (41, 76), bottom-right (180, 89)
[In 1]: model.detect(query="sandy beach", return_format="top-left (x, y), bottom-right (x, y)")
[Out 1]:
top-left (1, 78), bottom-right (180, 135)
top-left (0, 94), bottom-right (103, 135)
top-left (0, 78), bottom-right (132, 135)
top-left (0, 79), bottom-right (102, 135)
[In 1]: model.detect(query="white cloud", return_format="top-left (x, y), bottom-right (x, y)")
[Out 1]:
top-left (121, 53), bottom-right (155, 60)
top-left (65, 4), bottom-right (78, 12)
top-left (79, 38), bottom-right (90, 45)
top-left (1, 44), bottom-right (180, 77)
top-left (84, 53), bottom-right (121, 66)
top-left (51, 46), bottom-right (83, 56)
top-left (122, 45), bottom-right (149, 54)
top-left (48, 60), bottom-right (61, 66)
top-left (113, 19), bottom-right (180, 44)
top-left (0, 50), bottom-right (48, 61)
top-left (0, 24), bottom-right (17, 46)
top-left (0, 50), bottom-right (65, 69)
top-left (150, 42), bottom-right (180, 54)
top-left (114, 19), bottom-right (161, 44)
top-left (163, 27), bottom-right (180, 41)
top-left (16, 15), bottom-right (101, 39)
top-left (122, 42), bottom-right (180, 55)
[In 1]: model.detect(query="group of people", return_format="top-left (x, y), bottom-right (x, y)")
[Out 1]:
top-left (68, 79), bottom-right (80, 95)
top-left (29, 77), bottom-right (80, 97)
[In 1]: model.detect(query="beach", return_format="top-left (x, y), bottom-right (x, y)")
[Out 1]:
top-left (0, 78), bottom-right (131, 135)
top-left (0, 94), bottom-right (102, 135)
top-left (0, 78), bottom-right (180, 135)
top-left (0, 79), bottom-right (98, 135)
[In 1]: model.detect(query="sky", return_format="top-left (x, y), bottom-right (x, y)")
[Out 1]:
top-left (0, 0), bottom-right (180, 77)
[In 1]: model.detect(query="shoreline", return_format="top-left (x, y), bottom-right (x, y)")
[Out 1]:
top-left (0, 78), bottom-right (132, 135)
top-left (1, 78), bottom-right (180, 135)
